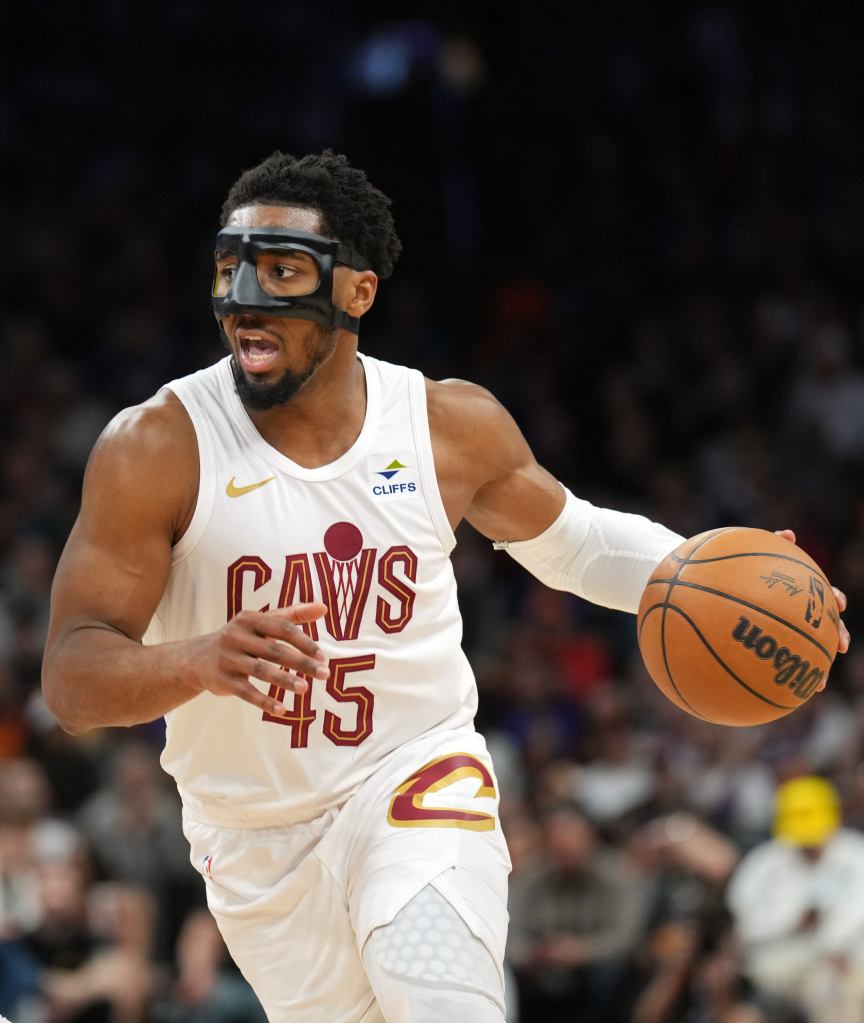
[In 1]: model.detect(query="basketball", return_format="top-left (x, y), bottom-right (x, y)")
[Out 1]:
top-left (637, 527), bottom-right (840, 726)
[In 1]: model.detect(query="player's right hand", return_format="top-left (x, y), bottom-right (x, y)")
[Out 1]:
top-left (192, 603), bottom-right (329, 717)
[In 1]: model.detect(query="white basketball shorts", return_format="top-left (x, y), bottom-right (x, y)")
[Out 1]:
top-left (181, 728), bottom-right (512, 1022)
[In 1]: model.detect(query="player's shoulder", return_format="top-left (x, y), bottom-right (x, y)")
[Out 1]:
top-left (87, 386), bottom-right (197, 486)
top-left (80, 387), bottom-right (199, 533)
top-left (424, 376), bottom-right (532, 477)
top-left (425, 376), bottom-right (513, 443)
top-left (425, 375), bottom-right (500, 407)
top-left (98, 387), bottom-right (193, 452)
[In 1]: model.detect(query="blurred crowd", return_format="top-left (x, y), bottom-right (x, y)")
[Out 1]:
top-left (5, 2), bottom-right (864, 1020)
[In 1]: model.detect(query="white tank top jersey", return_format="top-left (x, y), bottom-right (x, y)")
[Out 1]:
top-left (144, 353), bottom-right (479, 828)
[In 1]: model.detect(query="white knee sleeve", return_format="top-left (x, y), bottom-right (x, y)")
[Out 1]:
top-left (363, 885), bottom-right (505, 1023)
top-left (494, 486), bottom-right (683, 613)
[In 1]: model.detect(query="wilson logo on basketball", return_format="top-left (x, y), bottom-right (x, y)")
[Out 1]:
top-left (731, 616), bottom-right (824, 698)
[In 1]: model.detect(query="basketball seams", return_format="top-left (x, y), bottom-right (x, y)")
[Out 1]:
top-left (642, 599), bottom-right (798, 720)
top-left (651, 528), bottom-right (732, 724)
top-left (637, 526), bottom-right (836, 727)
top-left (661, 579), bottom-right (834, 660)
top-left (664, 605), bottom-right (797, 713)
top-left (642, 597), bottom-right (707, 720)
top-left (671, 527), bottom-right (735, 575)
top-left (638, 601), bottom-right (667, 642)
top-left (673, 550), bottom-right (832, 588)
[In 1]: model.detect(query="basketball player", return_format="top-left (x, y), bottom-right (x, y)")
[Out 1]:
top-left (41, 151), bottom-right (849, 1022)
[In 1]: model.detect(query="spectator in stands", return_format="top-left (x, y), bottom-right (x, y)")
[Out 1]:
top-left (507, 801), bottom-right (645, 1022)
top-left (727, 776), bottom-right (864, 1023)
top-left (151, 908), bottom-right (267, 1023)
top-left (38, 880), bottom-right (158, 1022)
top-left (76, 739), bottom-right (201, 959)
top-left (625, 811), bottom-right (803, 1022)
top-left (545, 686), bottom-right (657, 839)
top-left (4, 7), bottom-right (864, 1020)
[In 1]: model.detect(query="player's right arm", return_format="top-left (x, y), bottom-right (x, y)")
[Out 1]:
top-left (42, 391), bottom-right (327, 735)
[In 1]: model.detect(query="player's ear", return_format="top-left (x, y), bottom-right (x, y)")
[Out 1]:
top-left (343, 269), bottom-right (378, 319)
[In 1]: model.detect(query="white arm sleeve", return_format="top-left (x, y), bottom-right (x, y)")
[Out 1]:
top-left (493, 487), bottom-right (684, 614)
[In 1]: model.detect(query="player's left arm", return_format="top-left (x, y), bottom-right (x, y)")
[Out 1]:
top-left (428, 378), bottom-right (685, 614)
top-left (429, 379), bottom-right (850, 653)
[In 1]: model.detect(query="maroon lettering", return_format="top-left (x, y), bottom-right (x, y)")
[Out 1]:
top-left (314, 548), bottom-right (376, 641)
top-left (323, 655), bottom-right (376, 746)
top-left (262, 677), bottom-right (317, 747)
top-left (278, 554), bottom-right (318, 640)
top-left (226, 555), bottom-right (272, 619)
top-left (376, 545), bottom-right (418, 634)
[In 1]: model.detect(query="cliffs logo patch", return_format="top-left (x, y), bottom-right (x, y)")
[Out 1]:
top-left (368, 453), bottom-right (420, 500)
top-left (376, 459), bottom-right (407, 480)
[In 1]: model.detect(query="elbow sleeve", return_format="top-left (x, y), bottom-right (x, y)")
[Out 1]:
top-left (494, 488), bottom-right (684, 614)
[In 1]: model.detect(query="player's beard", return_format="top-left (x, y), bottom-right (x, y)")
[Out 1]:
top-left (222, 321), bottom-right (338, 412)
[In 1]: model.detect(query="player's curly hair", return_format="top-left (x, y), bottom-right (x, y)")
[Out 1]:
top-left (221, 150), bottom-right (402, 279)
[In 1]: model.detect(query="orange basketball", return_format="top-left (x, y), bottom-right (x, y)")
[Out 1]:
top-left (637, 527), bottom-right (840, 726)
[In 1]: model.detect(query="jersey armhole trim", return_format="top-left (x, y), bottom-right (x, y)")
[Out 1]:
top-left (408, 370), bottom-right (457, 555)
top-left (166, 385), bottom-right (216, 565)
top-left (146, 607), bottom-right (169, 644)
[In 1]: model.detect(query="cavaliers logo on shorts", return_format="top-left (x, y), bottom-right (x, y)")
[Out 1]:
top-left (388, 754), bottom-right (497, 831)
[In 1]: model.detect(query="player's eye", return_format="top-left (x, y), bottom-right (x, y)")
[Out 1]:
top-left (213, 262), bottom-right (238, 298)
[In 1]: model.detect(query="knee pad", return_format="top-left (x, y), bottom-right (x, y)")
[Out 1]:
top-left (363, 884), bottom-right (505, 1023)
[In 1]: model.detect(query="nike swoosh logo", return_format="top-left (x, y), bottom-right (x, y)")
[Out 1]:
top-left (226, 475), bottom-right (276, 498)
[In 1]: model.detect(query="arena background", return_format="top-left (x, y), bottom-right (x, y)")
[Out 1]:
top-left (3, 3), bottom-right (864, 1020)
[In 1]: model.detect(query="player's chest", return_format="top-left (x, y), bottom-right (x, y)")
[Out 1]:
top-left (200, 466), bottom-right (443, 641)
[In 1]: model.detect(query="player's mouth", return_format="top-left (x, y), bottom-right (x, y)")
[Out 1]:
top-left (236, 329), bottom-right (280, 375)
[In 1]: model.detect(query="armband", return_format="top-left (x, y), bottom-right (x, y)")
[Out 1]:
top-left (493, 487), bottom-right (684, 614)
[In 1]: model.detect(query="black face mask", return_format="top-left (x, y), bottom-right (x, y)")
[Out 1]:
top-left (211, 227), bottom-right (372, 333)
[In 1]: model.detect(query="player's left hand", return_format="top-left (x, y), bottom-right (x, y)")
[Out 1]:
top-left (775, 530), bottom-right (850, 682)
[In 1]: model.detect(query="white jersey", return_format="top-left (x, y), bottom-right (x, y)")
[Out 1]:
top-left (144, 353), bottom-right (478, 828)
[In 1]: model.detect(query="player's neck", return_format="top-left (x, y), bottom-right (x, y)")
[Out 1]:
top-left (245, 345), bottom-right (367, 468)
